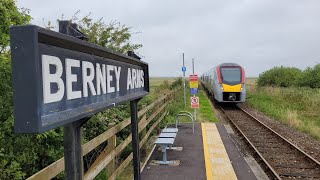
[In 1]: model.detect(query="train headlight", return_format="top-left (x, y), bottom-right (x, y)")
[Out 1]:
top-left (241, 84), bottom-right (244, 91)
top-left (220, 84), bottom-right (224, 91)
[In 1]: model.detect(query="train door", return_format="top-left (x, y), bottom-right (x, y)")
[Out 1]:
top-left (213, 71), bottom-right (218, 99)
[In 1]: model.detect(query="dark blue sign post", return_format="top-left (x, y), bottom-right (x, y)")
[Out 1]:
top-left (10, 21), bottom-right (149, 180)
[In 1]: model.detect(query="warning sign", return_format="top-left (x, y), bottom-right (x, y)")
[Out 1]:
top-left (191, 96), bottom-right (199, 109)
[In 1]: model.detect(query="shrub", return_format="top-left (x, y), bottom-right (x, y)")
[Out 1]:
top-left (170, 77), bottom-right (182, 89)
top-left (296, 64), bottom-right (320, 88)
top-left (257, 66), bottom-right (302, 87)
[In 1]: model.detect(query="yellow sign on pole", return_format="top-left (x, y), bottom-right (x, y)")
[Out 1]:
top-left (190, 81), bottom-right (198, 88)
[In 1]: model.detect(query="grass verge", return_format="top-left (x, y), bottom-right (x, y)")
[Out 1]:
top-left (197, 89), bottom-right (218, 122)
top-left (246, 80), bottom-right (320, 140)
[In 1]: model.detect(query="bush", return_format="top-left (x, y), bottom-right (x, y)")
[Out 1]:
top-left (296, 64), bottom-right (320, 88)
top-left (257, 64), bottom-right (320, 89)
top-left (170, 77), bottom-right (182, 89)
top-left (257, 66), bottom-right (302, 87)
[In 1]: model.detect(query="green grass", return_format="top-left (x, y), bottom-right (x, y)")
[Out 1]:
top-left (197, 89), bottom-right (218, 122)
top-left (165, 83), bottom-right (218, 124)
top-left (148, 77), bottom-right (177, 99)
top-left (149, 77), bottom-right (175, 87)
top-left (246, 82), bottom-right (320, 140)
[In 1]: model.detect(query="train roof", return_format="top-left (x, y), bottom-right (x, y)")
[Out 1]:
top-left (202, 63), bottom-right (243, 75)
top-left (219, 63), bottom-right (241, 67)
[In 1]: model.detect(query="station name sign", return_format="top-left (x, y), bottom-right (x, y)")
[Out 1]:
top-left (10, 25), bottom-right (149, 133)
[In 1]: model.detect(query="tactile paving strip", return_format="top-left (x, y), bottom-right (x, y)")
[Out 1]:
top-left (202, 123), bottom-right (237, 180)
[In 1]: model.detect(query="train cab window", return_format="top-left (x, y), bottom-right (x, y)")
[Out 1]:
top-left (220, 67), bottom-right (241, 85)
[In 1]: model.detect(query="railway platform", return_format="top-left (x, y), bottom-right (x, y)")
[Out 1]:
top-left (141, 123), bottom-right (261, 180)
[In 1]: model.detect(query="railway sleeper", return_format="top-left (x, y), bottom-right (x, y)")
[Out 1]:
top-left (248, 138), bottom-right (282, 142)
top-left (258, 150), bottom-right (297, 156)
top-left (275, 163), bottom-right (319, 169)
top-left (252, 142), bottom-right (284, 146)
top-left (279, 172), bottom-right (320, 179)
top-left (266, 156), bottom-right (306, 161)
top-left (253, 144), bottom-right (292, 149)
top-left (242, 131), bottom-right (271, 135)
top-left (242, 132), bottom-right (279, 137)
top-left (256, 146), bottom-right (290, 152)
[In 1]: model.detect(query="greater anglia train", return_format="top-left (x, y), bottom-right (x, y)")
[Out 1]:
top-left (201, 63), bottom-right (246, 103)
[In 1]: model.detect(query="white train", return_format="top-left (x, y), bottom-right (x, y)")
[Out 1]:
top-left (201, 63), bottom-right (246, 103)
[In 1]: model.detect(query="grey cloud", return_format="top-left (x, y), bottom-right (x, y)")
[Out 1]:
top-left (17, 0), bottom-right (320, 77)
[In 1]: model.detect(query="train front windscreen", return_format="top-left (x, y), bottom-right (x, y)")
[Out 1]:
top-left (220, 67), bottom-right (241, 85)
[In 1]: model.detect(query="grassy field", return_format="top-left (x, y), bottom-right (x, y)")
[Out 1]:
top-left (149, 77), bottom-right (176, 88)
top-left (147, 77), bottom-right (177, 99)
top-left (246, 78), bottom-right (320, 140)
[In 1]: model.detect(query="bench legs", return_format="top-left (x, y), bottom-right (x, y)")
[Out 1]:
top-left (154, 145), bottom-right (174, 165)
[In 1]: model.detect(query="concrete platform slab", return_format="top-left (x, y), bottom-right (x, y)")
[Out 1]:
top-left (141, 123), bottom-right (259, 180)
top-left (216, 123), bottom-right (257, 180)
top-left (141, 123), bottom-right (206, 180)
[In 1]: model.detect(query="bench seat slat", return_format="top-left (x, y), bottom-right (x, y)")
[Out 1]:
top-left (155, 138), bottom-right (175, 145)
top-left (162, 128), bottom-right (178, 133)
top-left (159, 133), bottom-right (177, 138)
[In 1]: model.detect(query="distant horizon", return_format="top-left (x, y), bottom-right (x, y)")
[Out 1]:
top-left (149, 76), bottom-right (258, 78)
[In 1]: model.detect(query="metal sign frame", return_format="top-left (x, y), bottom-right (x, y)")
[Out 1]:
top-left (10, 25), bottom-right (149, 134)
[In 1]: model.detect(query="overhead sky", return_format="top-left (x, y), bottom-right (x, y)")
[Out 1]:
top-left (16, 0), bottom-right (320, 77)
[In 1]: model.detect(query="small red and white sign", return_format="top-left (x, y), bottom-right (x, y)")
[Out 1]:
top-left (191, 96), bottom-right (199, 109)
top-left (189, 75), bottom-right (198, 81)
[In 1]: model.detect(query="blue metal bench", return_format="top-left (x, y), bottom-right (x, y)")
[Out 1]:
top-left (154, 138), bottom-right (175, 165)
top-left (152, 128), bottom-right (182, 165)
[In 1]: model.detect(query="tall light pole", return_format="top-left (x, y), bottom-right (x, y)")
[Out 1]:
top-left (183, 53), bottom-right (186, 109)
top-left (192, 58), bottom-right (196, 121)
top-left (192, 58), bottom-right (194, 75)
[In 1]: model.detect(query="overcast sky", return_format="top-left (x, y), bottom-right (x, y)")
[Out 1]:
top-left (16, 0), bottom-right (320, 77)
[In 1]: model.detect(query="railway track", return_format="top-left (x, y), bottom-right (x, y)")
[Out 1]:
top-left (219, 104), bottom-right (320, 180)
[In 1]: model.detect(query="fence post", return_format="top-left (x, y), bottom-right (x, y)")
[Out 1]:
top-left (155, 101), bottom-right (161, 134)
top-left (140, 114), bottom-right (147, 157)
top-left (106, 123), bottom-right (116, 178)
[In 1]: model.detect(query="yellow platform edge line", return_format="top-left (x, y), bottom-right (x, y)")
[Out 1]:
top-left (201, 123), bottom-right (213, 180)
